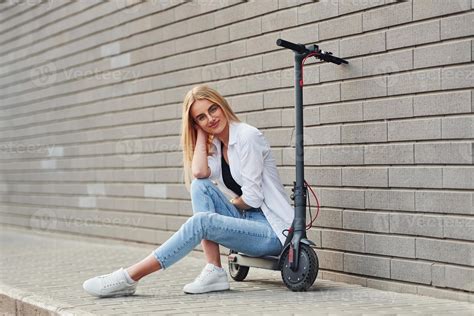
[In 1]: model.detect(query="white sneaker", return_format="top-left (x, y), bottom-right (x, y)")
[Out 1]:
top-left (82, 268), bottom-right (137, 298)
top-left (183, 263), bottom-right (230, 294)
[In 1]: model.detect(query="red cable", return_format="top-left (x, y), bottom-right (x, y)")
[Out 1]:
top-left (304, 180), bottom-right (320, 229)
top-left (282, 181), bottom-right (319, 236)
top-left (300, 52), bottom-right (318, 87)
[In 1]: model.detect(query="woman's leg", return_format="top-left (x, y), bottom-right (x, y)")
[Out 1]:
top-left (189, 179), bottom-right (243, 268)
top-left (126, 253), bottom-right (161, 282)
top-left (126, 178), bottom-right (242, 280)
top-left (152, 210), bottom-right (282, 271)
top-left (202, 240), bottom-right (221, 267)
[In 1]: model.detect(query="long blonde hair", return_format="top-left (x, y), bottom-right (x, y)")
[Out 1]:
top-left (181, 85), bottom-right (240, 190)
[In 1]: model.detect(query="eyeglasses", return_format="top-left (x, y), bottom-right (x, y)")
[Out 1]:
top-left (193, 104), bottom-right (220, 124)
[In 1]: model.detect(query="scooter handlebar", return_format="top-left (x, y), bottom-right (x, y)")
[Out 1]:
top-left (277, 38), bottom-right (348, 65)
top-left (318, 52), bottom-right (348, 65)
top-left (276, 39), bottom-right (308, 54)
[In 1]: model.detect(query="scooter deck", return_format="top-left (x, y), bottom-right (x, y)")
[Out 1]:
top-left (228, 253), bottom-right (280, 270)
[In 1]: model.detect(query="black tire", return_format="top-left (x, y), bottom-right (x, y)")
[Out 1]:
top-left (280, 243), bottom-right (319, 291)
top-left (228, 250), bottom-right (250, 281)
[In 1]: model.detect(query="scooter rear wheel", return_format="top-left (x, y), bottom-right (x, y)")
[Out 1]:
top-left (280, 243), bottom-right (319, 291)
top-left (228, 250), bottom-right (249, 281)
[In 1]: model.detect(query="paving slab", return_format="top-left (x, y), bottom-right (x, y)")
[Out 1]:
top-left (0, 226), bottom-right (473, 315)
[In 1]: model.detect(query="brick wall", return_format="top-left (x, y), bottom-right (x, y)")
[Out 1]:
top-left (0, 0), bottom-right (472, 301)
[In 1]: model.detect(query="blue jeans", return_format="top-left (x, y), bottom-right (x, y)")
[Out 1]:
top-left (152, 178), bottom-right (282, 269)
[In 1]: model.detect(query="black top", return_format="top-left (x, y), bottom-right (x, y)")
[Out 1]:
top-left (221, 143), bottom-right (242, 196)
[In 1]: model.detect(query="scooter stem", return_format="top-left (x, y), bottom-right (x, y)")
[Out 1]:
top-left (276, 38), bottom-right (348, 271)
top-left (289, 51), bottom-right (308, 271)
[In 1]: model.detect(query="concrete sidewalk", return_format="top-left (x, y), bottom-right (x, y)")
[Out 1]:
top-left (0, 226), bottom-right (473, 315)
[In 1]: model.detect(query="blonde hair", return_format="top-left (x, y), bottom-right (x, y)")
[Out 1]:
top-left (181, 85), bottom-right (240, 190)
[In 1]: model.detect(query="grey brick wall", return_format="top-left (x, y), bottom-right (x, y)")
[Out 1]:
top-left (0, 0), bottom-right (472, 301)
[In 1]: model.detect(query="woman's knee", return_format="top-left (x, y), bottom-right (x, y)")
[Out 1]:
top-left (190, 178), bottom-right (213, 195)
top-left (189, 212), bottom-right (212, 236)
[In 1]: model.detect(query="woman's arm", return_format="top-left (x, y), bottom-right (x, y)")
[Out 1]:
top-left (237, 128), bottom-right (267, 209)
top-left (191, 127), bottom-right (211, 178)
top-left (230, 196), bottom-right (252, 210)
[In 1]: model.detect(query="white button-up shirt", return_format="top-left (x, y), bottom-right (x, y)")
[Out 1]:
top-left (207, 121), bottom-right (294, 245)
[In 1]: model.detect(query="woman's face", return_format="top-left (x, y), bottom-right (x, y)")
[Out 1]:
top-left (190, 99), bottom-right (228, 135)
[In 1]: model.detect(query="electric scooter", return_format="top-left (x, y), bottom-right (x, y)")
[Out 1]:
top-left (227, 39), bottom-right (349, 291)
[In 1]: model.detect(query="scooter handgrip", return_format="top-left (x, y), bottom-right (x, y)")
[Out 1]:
top-left (276, 39), bottom-right (307, 54)
top-left (320, 53), bottom-right (349, 65)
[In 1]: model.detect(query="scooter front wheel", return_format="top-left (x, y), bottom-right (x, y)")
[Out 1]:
top-left (280, 243), bottom-right (319, 291)
top-left (228, 250), bottom-right (249, 281)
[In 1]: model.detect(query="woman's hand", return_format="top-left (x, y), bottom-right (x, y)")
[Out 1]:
top-left (191, 123), bottom-right (211, 178)
top-left (194, 124), bottom-right (209, 155)
top-left (194, 123), bottom-right (207, 137)
top-left (230, 196), bottom-right (252, 210)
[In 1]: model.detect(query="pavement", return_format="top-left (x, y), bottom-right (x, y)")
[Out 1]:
top-left (0, 226), bottom-right (473, 316)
